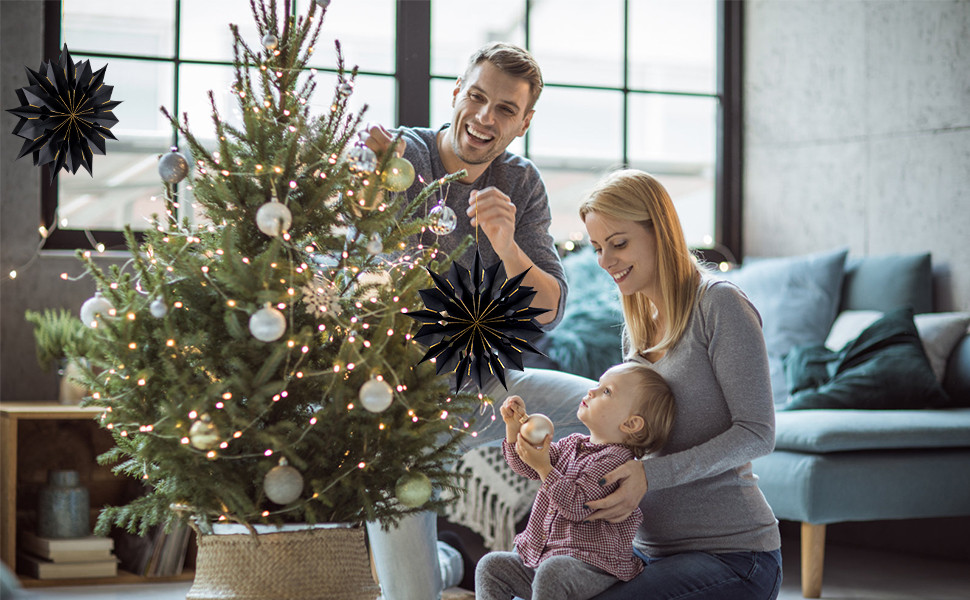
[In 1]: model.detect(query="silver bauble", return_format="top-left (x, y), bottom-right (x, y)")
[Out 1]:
top-left (249, 305), bottom-right (287, 342)
top-left (80, 292), bottom-right (114, 328)
top-left (189, 415), bottom-right (221, 450)
top-left (395, 472), bottom-right (432, 508)
top-left (366, 233), bottom-right (383, 255)
top-left (263, 459), bottom-right (304, 505)
top-left (255, 201), bottom-right (293, 237)
top-left (519, 413), bottom-right (555, 446)
top-left (149, 298), bottom-right (168, 318)
top-left (262, 34), bottom-right (279, 51)
top-left (359, 378), bottom-right (393, 413)
top-left (429, 204), bottom-right (458, 235)
top-left (348, 143), bottom-right (377, 173)
top-left (158, 149), bottom-right (189, 184)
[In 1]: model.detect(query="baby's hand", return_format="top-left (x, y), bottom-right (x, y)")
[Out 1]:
top-left (500, 396), bottom-right (526, 424)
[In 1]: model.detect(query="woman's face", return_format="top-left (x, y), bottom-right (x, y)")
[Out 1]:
top-left (584, 211), bottom-right (658, 297)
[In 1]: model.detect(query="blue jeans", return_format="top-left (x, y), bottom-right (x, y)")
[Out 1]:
top-left (368, 368), bottom-right (595, 600)
top-left (593, 548), bottom-right (783, 600)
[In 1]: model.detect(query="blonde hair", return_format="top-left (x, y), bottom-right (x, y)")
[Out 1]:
top-left (579, 169), bottom-right (702, 358)
top-left (463, 42), bottom-right (544, 111)
top-left (607, 363), bottom-right (675, 458)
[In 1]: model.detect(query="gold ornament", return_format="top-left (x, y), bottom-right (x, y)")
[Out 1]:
top-left (189, 414), bottom-right (221, 450)
top-left (519, 413), bottom-right (554, 446)
top-left (395, 472), bottom-right (432, 508)
top-left (380, 156), bottom-right (415, 192)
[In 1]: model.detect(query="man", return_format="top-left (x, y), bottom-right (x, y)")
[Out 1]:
top-left (362, 42), bottom-right (592, 598)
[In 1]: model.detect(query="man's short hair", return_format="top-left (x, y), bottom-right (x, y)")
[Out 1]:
top-left (464, 42), bottom-right (544, 111)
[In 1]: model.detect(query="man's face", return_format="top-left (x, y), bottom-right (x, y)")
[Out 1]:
top-left (448, 61), bottom-right (534, 166)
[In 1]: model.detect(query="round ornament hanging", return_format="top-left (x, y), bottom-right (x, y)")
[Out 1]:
top-left (395, 472), bottom-right (432, 508)
top-left (149, 298), bottom-right (168, 318)
top-left (189, 414), bottom-right (221, 450)
top-left (429, 204), bottom-right (457, 235)
top-left (519, 413), bottom-right (555, 446)
top-left (80, 292), bottom-right (114, 328)
top-left (263, 457), bottom-right (304, 505)
top-left (347, 143), bottom-right (377, 174)
top-left (249, 304), bottom-right (287, 342)
top-left (359, 377), bottom-right (393, 413)
top-left (262, 34), bottom-right (279, 52)
top-left (366, 233), bottom-right (383, 255)
top-left (256, 200), bottom-right (292, 237)
top-left (158, 148), bottom-right (189, 184)
top-left (380, 156), bottom-right (415, 192)
top-left (6, 44), bottom-right (121, 183)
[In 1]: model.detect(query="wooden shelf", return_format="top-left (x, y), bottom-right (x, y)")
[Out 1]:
top-left (18, 569), bottom-right (195, 588)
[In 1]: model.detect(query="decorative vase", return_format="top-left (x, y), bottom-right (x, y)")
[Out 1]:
top-left (37, 470), bottom-right (90, 538)
top-left (186, 523), bottom-right (380, 600)
top-left (366, 512), bottom-right (443, 600)
top-left (57, 359), bottom-right (87, 405)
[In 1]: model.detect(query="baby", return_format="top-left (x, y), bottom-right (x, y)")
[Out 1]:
top-left (475, 362), bottom-right (676, 600)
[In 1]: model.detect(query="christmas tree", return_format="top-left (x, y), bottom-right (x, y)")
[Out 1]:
top-left (74, 0), bottom-right (479, 536)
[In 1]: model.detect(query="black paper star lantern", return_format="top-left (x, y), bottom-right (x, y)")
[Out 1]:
top-left (6, 45), bottom-right (121, 183)
top-left (407, 251), bottom-right (549, 391)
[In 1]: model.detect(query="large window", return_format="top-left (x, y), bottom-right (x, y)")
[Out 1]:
top-left (48, 0), bottom-right (739, 254)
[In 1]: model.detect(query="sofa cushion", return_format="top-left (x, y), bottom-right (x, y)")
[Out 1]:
top-left (840, 252), bottom-right (933, 314)
top-left (773, 408), bottom-right (970, 453)
top-left (724, 247), bottom-right (848, 405)
top-left (826, 310), bottom-right (970, 382)
top-left (783, 308), bottom-right (950, 410)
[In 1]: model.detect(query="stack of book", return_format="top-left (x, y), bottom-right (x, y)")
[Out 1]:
top-left (17, 531), bottom-right (118, 580)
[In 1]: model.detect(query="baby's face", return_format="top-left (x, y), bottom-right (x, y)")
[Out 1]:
top-left (578, 367), bottom-right (640, 444)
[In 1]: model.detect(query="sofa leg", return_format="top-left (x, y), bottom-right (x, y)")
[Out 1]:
top-left (800, 522), bottom-right (826, 598)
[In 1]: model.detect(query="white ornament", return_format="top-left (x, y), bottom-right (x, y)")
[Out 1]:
top-left (158, 148), bottom-right (189, 184)
top-left (347, 143), bottom-right (377, 173)
top-left (189, 414), bottom-right (221, 450)
top-left (519, 413), bottom-right (555, 446)
top-left (359, 377), bottom-right (393, 413)
top-left (301, 274), bottom-right (342, 318)
top-left (262, 34), bottom-right (279, 51)
top-left (149, 298), bottom-right (168, 318)
top-left (429, 204), bottom-right (457, 235)
top-left (263, 458), bottom-right (304, 505)
top-left (80, 292), bottom-right (114, 328)
top-left (249, 305), bottom-right (287, 342)
top-left (366, 233), bottom-right (383, 255)
top-left (256, 201), bottom-right (292, 237)
top-left (395, 472), bottom-right (432, 508)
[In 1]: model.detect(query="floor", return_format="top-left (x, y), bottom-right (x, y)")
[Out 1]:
top-left (8, 535), bottom-right (969, 599)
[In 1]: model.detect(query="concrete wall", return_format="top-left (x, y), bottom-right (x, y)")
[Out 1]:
top-left (744, 0), bottom-right (970, 312)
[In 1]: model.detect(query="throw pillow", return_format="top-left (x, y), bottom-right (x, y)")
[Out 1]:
top-left (537, 247), bottom-right (624, 380)
top-left (826, 310), bottom-right (970, 382)
top-left (723, 247), bottom-right (848, 405)
top-left (840, 253), bottom-right (933, 313)
top-left (783, 307), bottom-right (950, 410)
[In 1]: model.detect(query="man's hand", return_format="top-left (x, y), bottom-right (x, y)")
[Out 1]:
top-left (515, 432), bottom-right (552, 480)
top-left (467, 187), bottom-right (517, 257)
top-left (359, 123), bottom-right (405, 159)
top-left (584, 459), bottom-right (647, 523)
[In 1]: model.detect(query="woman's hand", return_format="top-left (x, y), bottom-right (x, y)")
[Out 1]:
top-left (584, 459), bottom-right (647, 523)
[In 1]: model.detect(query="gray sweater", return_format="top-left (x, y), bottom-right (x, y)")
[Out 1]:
top-left (632, 278), bottom-right (781, 556)
top-left (397, 125), bottom-right (567, 331)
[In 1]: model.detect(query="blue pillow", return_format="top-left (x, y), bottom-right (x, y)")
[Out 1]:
top-left (723, 248), bottom-right (848, 405)
top-left (782, 308), bottom-right (950, 410)
top-left (840, 253), bottom-right (933, 314)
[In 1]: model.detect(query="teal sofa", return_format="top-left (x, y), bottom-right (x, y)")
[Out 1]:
top-left (538, 248), bottom-right (970, 598)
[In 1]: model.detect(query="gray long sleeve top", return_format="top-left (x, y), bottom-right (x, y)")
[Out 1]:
top-left (396, 125), bottom-right (567, 331)
top-left (631, 278), bottom-right (781, 556)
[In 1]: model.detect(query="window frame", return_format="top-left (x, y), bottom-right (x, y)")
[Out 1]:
top-left (43, 0), bottom-right (742, 258)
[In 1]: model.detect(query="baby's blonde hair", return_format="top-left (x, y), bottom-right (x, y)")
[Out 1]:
top-left (606, 362), bottom-right (675, 458)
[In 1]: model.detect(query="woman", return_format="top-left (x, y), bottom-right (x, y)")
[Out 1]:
top-left (579, 169), bottom-right (782, 599)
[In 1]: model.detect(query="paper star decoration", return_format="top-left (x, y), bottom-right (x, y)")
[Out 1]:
top-left (408, 251), bottom-right (548, 391)
top-left (6, 44), bottom-right (121, 183)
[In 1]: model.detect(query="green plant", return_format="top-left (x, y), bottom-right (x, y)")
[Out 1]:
top-left (24, 308), bottom-right (92, 371)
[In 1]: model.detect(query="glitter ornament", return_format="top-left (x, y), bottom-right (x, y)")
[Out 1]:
top-left (149, 298), bottom-right (168, 318)
top-left (262, 34), bottom-right (279, 51)
top-left (80, 292), bottom-right (114, 328)
top-left (158, 148), bottom-right (189, 184)
top-left (359, 377), bottom-right (393, 413)
top-left (337, 81), bottom-right (354, 97)
top-left (189, 414), bottom-right (221, 450)
top-left (429, 204), bottom-right (457, 235)
top-left (395, 472), bottom-right (432, 508)
top-left (519, 413), bottom-right (555, 446)
top-left (249, 304), bottom-right (287, 342)
top-left (347, 143), bottom-right (377, 173)
top-left (366, 233), bottom-right (383, 255)
top-left (256, 200), bottom-right (292, 237)
top-left (263, 458), bottom-right (304, 505)
top-left (380, 156), bottom-right (415, 192)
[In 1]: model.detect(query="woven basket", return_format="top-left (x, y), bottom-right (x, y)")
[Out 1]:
top-left (186, 523), bottom-right (380, 600)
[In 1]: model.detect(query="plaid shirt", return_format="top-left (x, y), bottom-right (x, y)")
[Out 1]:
top-left (503, 433), bottom-right (644, 581)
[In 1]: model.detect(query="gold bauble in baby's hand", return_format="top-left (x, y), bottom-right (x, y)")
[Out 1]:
top-left (519, 413), bottom-right (554, 446)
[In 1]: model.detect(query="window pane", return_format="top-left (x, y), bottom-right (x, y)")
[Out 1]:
top-left (310, 72), bottom-right (396, 131)
top-left (56, 58), bottom-right (175, 232)
top-left (431, 0), bottom-right (526, 78)
top-left (178, 63), bottom-right (241, 144)
top-left (530, 87), bottom-right (622, 165)
top-left (629, 0), bottom-right (716, 94)
top-left (310, 0), bottom-right (395, 74)
top-left (62, 0), bottom-right (175, 58)
top-left (529, 0), bottom-right (623, 88)
top-left (180, 0), bottom-right (286, 63)
top-left (628, 94), bottom-right (716, 247)
top-left (542, 167), bottom-right (607, 243)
